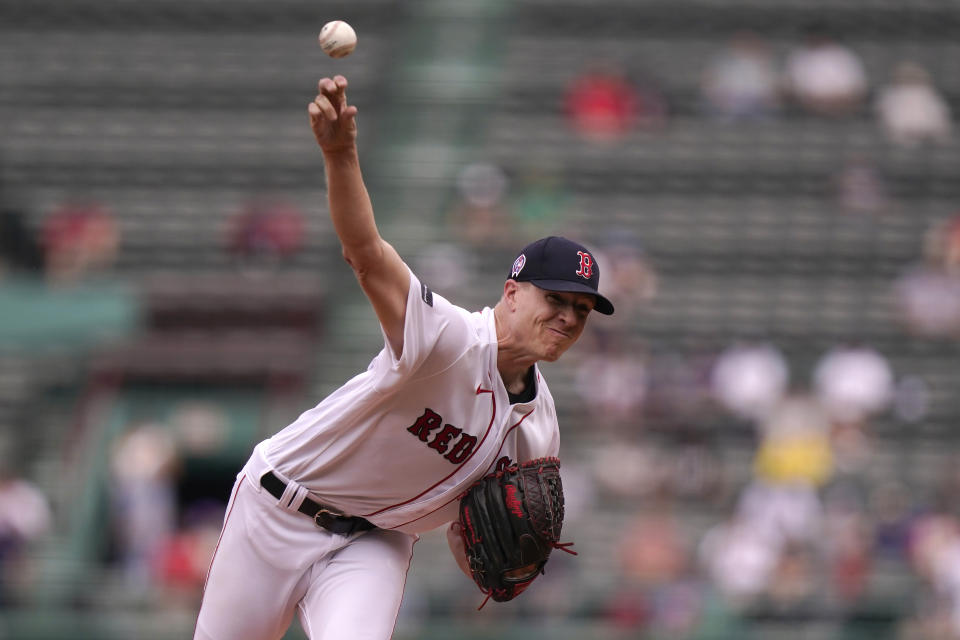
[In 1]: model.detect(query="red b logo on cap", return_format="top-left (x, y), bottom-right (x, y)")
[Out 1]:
top-left (576, 251), bottom-right (593, 279)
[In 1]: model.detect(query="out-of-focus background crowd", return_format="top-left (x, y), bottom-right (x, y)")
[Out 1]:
top-left (1, 0), bottom-right (959, 638)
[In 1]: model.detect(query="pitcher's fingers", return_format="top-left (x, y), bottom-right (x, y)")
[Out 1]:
top-left (311, 94), bottom-right (338, 121)
top-left (317, 77), bottom-right (341, 100)
top-left (333, 75), bottom-right (349, 109)
top-left (340, 104), bottom-right (358, 122)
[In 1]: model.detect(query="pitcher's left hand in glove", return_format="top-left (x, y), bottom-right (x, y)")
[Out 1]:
top-left (457, 457), bottom-right (576, 606)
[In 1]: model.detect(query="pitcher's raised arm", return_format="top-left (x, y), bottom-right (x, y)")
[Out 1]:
top-left (309, 75), bottom-right (408, 355)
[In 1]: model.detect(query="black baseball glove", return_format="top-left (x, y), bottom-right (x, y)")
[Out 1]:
top-left (457, 457), bottom-right (576, 606)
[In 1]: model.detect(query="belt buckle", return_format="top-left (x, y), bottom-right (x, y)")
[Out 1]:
top-left (313, 506), bottom-right (342, 528)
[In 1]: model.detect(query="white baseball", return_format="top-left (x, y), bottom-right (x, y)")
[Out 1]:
top-left (318, 20), bottom-right (357, 59)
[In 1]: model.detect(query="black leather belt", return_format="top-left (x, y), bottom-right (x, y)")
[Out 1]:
top-left (260, 471), bottom-right (376, 536)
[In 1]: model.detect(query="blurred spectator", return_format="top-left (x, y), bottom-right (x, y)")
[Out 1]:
top-left (609, 504), bottom-right (702, 635)
top-left (669, 433), bottom-right (727, 505)
top-left (766, 541), bottom-right (819, 610)
top-left (168, 401), bottom-right (237, 525)
top-left (109, 421), bottom-right (180, 591)
top-left (706, 393), bottom-right (833, 613)
top-left (933, 454), bottom-right (960, 521)
top-left (895, 214), bottom-right (960, 338)
top-left (446, 162), bottom-right (513, 249)
top-left (227, 197), bottom-right (305, 272)
top-left (896, 281), bottom-right (953, 341)
top-left (573, 328), bottom-right (649, 429)
top-left (603, 577), bottom-right (652, 630)
top-left (699, 514), bottom-right (782, 609)
top-left (619, 506), bottom-right (689, 587)
top-left (834, 157), bottom-right (890, 216)
top-left (710, 342), bottom-right (789, 422)
top-left (645, 350), bottom-right (716, 426)
top-left (591, 435), bottom-right (725, 506)
top-left (921, 209), bottom-right (960, 270)
top-left (591, 439), bottom-right (664, 502)
top-left (784, 23), bottom-right (868, 117)
top-left (822, 483), bottom-right (872, 604)
top-left (753, 394), bottom-right (834, 489)
top-left (0, 469), bottom-right (52, 606)
top-left (41, 199), bottom-right (120, 285)
top-left (738, 477), bottom-right (826, 545)
top-left (170, 401), bottom-right (229, 461)
top-left (812, 345), bottom-right (893, 476)
top-left (592, 234), bottom-right (659, 323)
top-left (876, 62), bottom-right (953, 147)
top-left (813, 346), bottom-right (895, 419)
top-left (701, 31), bottom-right (781, 121)
top-left (564, 62), bottom-right (667, 142)
top-left (870, 480), bottom-right (920, 561)
top-left (892, 374), bottom-right (931, 425)
top-left (907, 514), bottom-right (960, 638)
top-left (153, 501), bottom-right (223, 610)
top-left (647, 578), bottom-right (705, 637)
top-left (700, 473), bottom-right (825, 612)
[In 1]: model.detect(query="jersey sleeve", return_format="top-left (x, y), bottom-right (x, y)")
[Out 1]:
top-left (369, 268), bottom-right (474, 391)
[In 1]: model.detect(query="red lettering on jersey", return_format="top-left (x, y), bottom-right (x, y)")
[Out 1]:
top-left (407, 408), bottom-right (483, 466)
top-left (406, 408), bottom-right (443, 441)
top-left (428, 424), bottom-right (462, 454)
top-left (444, 433), bottom-right (477, 464)
top-left (576, 251), bottom-right (593, 279)
top-left (495, 456), bottom-right (513, 473)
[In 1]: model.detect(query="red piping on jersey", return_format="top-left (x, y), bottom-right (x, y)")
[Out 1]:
top-left (361, 385), bottom-right (497, 518)
top-left (388, 406), bottom-right (538, 531)
top-left (489, 408), bottom-right (535, 463)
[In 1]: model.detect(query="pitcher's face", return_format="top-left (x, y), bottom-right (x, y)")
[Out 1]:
top-left (511, 283), bottom-right (594, 361)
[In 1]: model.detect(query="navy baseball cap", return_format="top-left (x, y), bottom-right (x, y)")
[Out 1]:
top-left (508, 236), bottom-right (614, 315)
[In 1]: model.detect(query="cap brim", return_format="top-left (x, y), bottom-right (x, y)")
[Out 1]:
top-left (527, 279), bottom-right (615, 315)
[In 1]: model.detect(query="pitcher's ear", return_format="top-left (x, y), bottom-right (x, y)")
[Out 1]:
top-left (503, 279), bottom-right (522, 310)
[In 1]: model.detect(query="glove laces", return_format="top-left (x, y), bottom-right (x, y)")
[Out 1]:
top-left (551, 541), bottom-right (577, 555)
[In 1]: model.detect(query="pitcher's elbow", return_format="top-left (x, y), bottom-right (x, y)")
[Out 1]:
top-left (342, 240), bottom-right (385, 279)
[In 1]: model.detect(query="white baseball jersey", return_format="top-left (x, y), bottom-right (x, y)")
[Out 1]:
top-left (260, 268), bottom-right (560, 534)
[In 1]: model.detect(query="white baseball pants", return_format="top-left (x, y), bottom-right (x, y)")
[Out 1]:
top-left (194, 452), bottom-right (417, 640)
